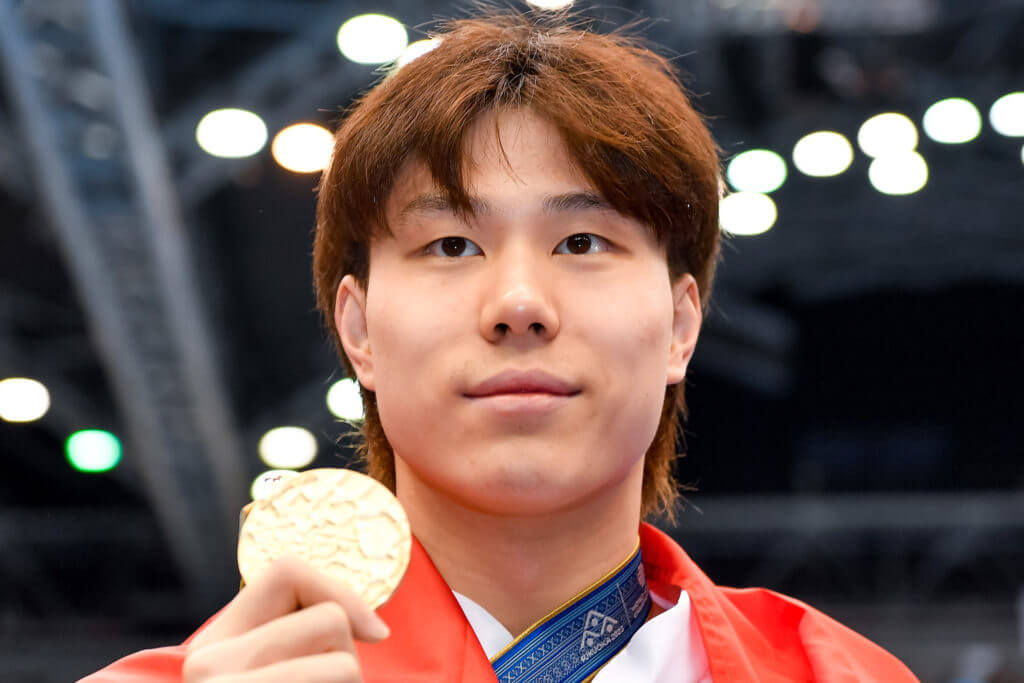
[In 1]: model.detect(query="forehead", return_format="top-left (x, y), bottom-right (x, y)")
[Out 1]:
top-left (383, 109), bottom-right (595, 221)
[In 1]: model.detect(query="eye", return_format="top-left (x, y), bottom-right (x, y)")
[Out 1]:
top-left (424, 236), bottom-right (483, 258)
top-left (554, 233), bottom-right (612, 255)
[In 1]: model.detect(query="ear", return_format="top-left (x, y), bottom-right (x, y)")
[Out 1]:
top-left (667, 274), bottom-right (702, 386)
top-left (334, 274), bottom-right (376, 391)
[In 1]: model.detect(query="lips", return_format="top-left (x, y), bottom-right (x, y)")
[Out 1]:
top-left (464, 369), bottom-right (580, 398)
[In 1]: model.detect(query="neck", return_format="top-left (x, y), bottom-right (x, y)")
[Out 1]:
top-left (394, 459), bottom-right (645, 637)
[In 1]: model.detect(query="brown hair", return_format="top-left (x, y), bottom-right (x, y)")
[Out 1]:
top-left (313, 9), bottom-right (722, 522)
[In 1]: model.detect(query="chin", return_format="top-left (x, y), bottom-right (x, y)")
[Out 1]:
top-left (451, 467), bottom-right (600, 517)
top-left (461, 490), bottom-right (585, 517)
top-left (394, 441), bottom-right (639, 517)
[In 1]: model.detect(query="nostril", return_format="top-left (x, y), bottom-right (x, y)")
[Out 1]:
top-left (529, 322), bottom-right (544, 334)
top-left (495, 323), bottom-right (510, 335)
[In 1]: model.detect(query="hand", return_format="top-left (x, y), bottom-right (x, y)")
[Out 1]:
top-left (182, 557), bottom-right (390, 682)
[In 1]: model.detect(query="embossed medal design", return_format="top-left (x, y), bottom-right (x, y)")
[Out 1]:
top-left (237, 468), bottom-right (411, 609)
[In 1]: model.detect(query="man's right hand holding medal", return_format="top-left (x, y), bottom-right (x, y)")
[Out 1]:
top-left (183, 468), bottom-right (411, 682)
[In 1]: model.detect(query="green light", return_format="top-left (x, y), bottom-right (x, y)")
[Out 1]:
top-left (66, 429), bottom-right (122, 473)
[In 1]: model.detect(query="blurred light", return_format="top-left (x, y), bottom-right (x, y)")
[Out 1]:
top-left (66, 429), bottom-right (121, 473)
top-left (726, 149), bottom-right (787, 193)
top-left (250, 469), bottom-right (300, 501)
top-left (923, 98), bottom-right (982, 144)
top-left (196, 108), bottom-right (267, 158)
top-left (792, 131), bottom-right (854, 177)
top-left (271, 123), bottom-right (333, 173)
top-left (785, 3), bottom-right (821, 33)
top-left (396, 38), bottom-right (441, 69)
top-left (526, 0), bottom-right (575, 8)
top-left (0, 377), bottom-right (50, 423)
top-left (719, 192), bottom-right (777, 236)
top-left (857, 112), bottom-right (918, 158)
top-left (989, 92), bottom-right (1024, 137)
top-left (337, 14), bottom-right (408, 64)
top-left (868, 152), bottom-right (928, 195)
top-left (327, 378), bottom-right (364, 420)
top-left (1020, 143), bottom-right (1023, 167)
top-left (258, 426), bottom-right (317, 469)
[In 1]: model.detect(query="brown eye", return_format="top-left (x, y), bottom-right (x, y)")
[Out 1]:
top-left (441, 237), bottom-right (467, 256)
top-left (567, 234), bottom-right (592, 254)
top-left (426, 236), bottom-right (482, 258)
top-left (555, 233), bottom-right (609, 255)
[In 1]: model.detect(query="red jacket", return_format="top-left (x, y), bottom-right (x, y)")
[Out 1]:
top-left (80, 523), bottom-right (918, 682)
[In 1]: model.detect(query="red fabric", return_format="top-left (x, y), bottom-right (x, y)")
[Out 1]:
top-left (80, 523), bottom-right (918, 682)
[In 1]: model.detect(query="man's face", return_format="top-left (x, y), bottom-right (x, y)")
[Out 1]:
top-left (336, 109), bottom-right (701, 516)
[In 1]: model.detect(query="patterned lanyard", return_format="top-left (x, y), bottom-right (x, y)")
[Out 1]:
top-left (490, 540), bottom-right (651, 683)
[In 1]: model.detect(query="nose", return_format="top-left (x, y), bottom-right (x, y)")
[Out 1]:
top-left (479, 250), bottom-right (560, 343)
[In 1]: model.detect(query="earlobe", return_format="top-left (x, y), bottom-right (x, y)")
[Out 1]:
top-left (335, 275), bottom-right (375, 391)
top-left (667, 274), bottom-right (702, 386)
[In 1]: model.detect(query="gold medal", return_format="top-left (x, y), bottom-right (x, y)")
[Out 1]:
top-left (237, 467), bottom-right (411, 609)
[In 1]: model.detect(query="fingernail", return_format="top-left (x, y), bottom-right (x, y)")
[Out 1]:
top-left (369, 616), bottom-right (390, 640)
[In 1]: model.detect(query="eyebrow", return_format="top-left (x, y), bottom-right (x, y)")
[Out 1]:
top-left (397, 191), bottom-right (615, 221)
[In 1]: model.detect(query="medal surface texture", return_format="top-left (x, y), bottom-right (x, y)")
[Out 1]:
top-left (237, 467), bottom-right (411, 609)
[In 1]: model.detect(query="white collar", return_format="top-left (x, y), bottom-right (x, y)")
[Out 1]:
top-left (451, 590), bottom-right (514, 660)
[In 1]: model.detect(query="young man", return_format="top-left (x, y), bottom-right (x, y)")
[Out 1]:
top-left (83, 10), bottom-right (918, 683)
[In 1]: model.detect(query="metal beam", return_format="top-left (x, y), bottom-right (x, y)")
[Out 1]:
top-left (667, 492), bottom-right (1024, 534)
top-left (0, 0), bottom-right (242, 603)
top-left (0, 117), bottom-right (30, 200)
top-left (651, 0), bottom-right (939, 35)
top-left (662, 493), bottom-right (1024, 600)
top-left (141, 0), bottom-right (328, 31)
top-left (86, 0), bottom-right (247, 541)
top-left (0, 508), bottom-right (151, 545)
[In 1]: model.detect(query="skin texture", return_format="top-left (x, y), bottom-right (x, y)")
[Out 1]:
top-left (336, 109), bottom-right (702, 637)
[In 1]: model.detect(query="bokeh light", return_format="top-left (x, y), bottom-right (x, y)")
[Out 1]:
top-left (250, 469), bottom-right (301, 500)
top-left (396, 38), bottom-right (441, 69)
top-left (66, 429), bottom-right (122, 473)
top-left (868, 152), bottom-right (929, 195)
top-left (337, 14), bottom-right (408, 64)
top-left (989, 92), bottom-right (1024, 137)
top-left (195, 108), bottom-right (267, 158)
top-left (526, 0), bottom-right (575, 8)
top-left (258, 426), bottom-right (318, 469)
top-left (923, 98), bottom-right (982, 144)
top-left (719, 192), bottom-right (778, 236)
top-left (792, 131), bottom-right (854, 177)
top-left (271, 123), bottom-right (333, 173)
top-left (857, 112), bottom-right (918, 158)
top-left (726, 149), bottom-right (788, 193)
top-left (0, 377), bottom-right (50, 423)
top-left (327, 378), bottom-right (364, 420)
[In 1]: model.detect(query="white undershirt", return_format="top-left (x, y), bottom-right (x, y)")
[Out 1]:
top-left (452, 588), bottom-right (713, 682)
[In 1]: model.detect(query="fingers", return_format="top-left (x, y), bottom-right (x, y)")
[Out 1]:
top-left (183, 602), bottom-right (358, 677)
top-left (188, 557), bottom-right (389, 652)
top-left (199, 652), bottom-right (363, 683)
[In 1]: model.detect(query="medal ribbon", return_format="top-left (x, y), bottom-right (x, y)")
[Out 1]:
top-left (490, 539), bottom-right (651, 683)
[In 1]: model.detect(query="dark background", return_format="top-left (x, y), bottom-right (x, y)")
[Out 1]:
top-left (0, 0), bottom-right (1022, 680)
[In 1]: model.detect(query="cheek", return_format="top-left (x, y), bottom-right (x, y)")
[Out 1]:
top-left (366, 276), bottom-right (454, 368)
top-left (587, 280), bottom-right (674, 449)
top-left (364, 278), bottom-right (465, 440)
top-left (597, 283), bottom-right (674, 376)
